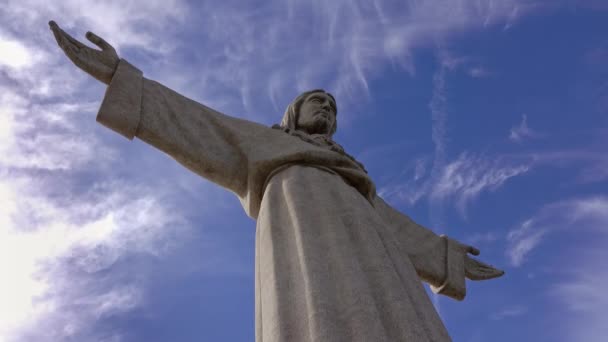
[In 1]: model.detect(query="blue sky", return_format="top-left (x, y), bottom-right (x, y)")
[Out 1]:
top-left (1, 0), bottom-right (607, 341)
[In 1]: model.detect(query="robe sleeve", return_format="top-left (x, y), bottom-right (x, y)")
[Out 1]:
top-left (374, 196), bottom-right (469, 301)
top-left (96, 59), bottom-right (273, 199)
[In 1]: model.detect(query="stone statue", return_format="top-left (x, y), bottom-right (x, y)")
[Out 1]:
top-left (49, 21), bottom-right (504, 342)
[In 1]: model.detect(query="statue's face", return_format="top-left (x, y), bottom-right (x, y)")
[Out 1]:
top-left (297, 92), bottom-right (337, 135)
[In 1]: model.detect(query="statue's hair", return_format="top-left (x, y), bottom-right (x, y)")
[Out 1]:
top-left (278, 89), bottom-right (338, 136)
top-left (272, 89), bottom-right (367, 173)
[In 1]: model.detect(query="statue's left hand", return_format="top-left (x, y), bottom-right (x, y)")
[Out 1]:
top-left (49, 20), bottom-right (119, 85)
top-left (443, 238), bottom-right (504, 281)
top-left (464, 249), bottom-right (505, 281)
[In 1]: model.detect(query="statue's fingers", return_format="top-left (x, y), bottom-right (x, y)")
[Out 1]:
top-left (49, 20), bottom-right (60, 33)
top-left (50, 34), bottom-right (84, 69)
top-left (86, 31), bottom-right (116, 55)
top-left (480, 267), bottom-right (504, 279)
top-left (467, 246), bottom-right (480, 256)
top-left (51, 32), bottom-right (78, 62)
top-left (64, 31), bottom-right (87, 50)
top-left (49, 21), bottom-right (85, 50)
top-left (49, 20), bottom-right (59, 32)
top-left (49, 21), bottom-right (68, 48)
top-left (64, 45), bottom-right (85, 67)
top-left (465, 257), bottom-right (505, 280)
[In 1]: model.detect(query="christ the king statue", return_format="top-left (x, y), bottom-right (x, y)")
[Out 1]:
top-left (50, 21), bottom-right (504, 342)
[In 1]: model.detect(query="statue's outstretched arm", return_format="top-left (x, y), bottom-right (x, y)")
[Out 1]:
top-left (49, 20), bottom-right (119, 85)
top-left (48, 21), bottom-right (284, 217)
top-left (374, 196), bottom-right (504, 300)
top-left (437, 238), bottom-right (504, 281)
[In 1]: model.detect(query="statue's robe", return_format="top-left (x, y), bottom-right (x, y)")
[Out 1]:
top-left (97, 60), bottom-right (472, 342)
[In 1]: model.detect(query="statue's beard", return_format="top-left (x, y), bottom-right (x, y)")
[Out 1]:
top-left (299, 116), bottom-right (332, 136)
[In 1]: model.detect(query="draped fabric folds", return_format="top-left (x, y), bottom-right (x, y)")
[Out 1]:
top-left (96, 59), bottom-right (471, 342)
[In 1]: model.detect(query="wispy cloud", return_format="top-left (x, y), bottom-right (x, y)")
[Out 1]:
top-left (468, 66), bottom-right (492, 78)
top-left (548, 211), bottom-right (608, 342)
top-left (0, 2), bottom-right (197, 341)
top-left (430, 59), bottom-right (449, 165)
top-left (506, 196), bottom-right (608, 267)
top-left (145, 0), bottom-right (538, 121)
top-left (509, 114), bottom-right (541, 143)
top-left (550, 257), bottom-right (608, 342)
top-left (0, 36), bottom-right (39, 69)
top-left (0, 175), bottom-right (192, 341)
top-left (490, 305), bottom-right (528, 320)
top-left (2, 0), bottom-right (187, 51)
top-left (431, 153), bottom-right (531, 216)
top-left (577, 158), bottom-right (608, 183)
top-left (377, 156), bottom-right (431, 206)
top-left (2, 0), bottom-right (541, 122)
top-left (505, 219), bottom-right (548, 267)
top-left (381, 49), bottom-right (528, 219)
top-left (0, 87), bottom-right (114, 171)
top-left (381, 138), bottom-right (608, 220)
top-left (379, 152), bottom-right (532, 217)
top-left (504, 196), bottom-right (608, 341)
top-left (528, 147), bottom-right (608, 184)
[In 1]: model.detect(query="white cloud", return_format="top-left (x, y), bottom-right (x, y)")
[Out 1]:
top-left (430, 64), bottom-right (448, 165)
top-left (490, 305), bottom-right (528, 320)
top-left (468, 66), bottom-right (492, 78)
top-left (379, 146), bottom-right (608, 265)
top-left (506, 196), bottom-right (608, 267)
top-left (0, 175), bottom-right (192, 341)
top-left (2, 0), bottom-right (543, 125)
top-left (0, 2), bottom-right (197, 340)
top-left (381, 49), bottom-right (526, 219)
top-left (0, 37), bottom-right (37, 69)
top-left (509, 114), bottom-right (541, 143)
top-left (549, 231), bottom-right (608, 341)
top-left (506, 219), bottom-right (547, 267)
top-left (552, 273), bottom-right (608, 342)
top-left (577, 159), bottom-right (608, 183)
top-left (431, 152), bottom-right (530, 216)
top-left (505, 196), bottom-right (608, 341)
top-left (379, 152), bottom-right (531, 221)
top-left (426, 60), bottom-right (450, 228)
top-left (527, 148), bottom-right (608, 184)
top-left (1, 0), bottom-right (552, 121)
top-left (131, 0), bottom-right (541, 121)
top-left (2, 0), bottom-right (187, 51)
top-left (0, 83), bottom-right (114, 171)
top-left (377, 156), bottom-right (431, 206)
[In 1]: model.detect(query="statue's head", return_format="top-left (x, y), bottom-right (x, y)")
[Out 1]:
top-left (278, 89), bottom-right (338, 137)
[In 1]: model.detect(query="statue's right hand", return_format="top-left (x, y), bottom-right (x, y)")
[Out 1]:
top-left (49, 20), bottom-right (119, 85)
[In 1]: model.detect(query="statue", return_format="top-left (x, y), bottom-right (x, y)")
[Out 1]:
top-left (49, 21), bottom-right (504, 342)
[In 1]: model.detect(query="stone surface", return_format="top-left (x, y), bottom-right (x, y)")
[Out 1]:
top-left (50, 21), bottom-right (504, 342)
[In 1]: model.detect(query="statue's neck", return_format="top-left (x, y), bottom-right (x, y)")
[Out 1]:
top-left (271, 125), bottom-right (367, 174)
